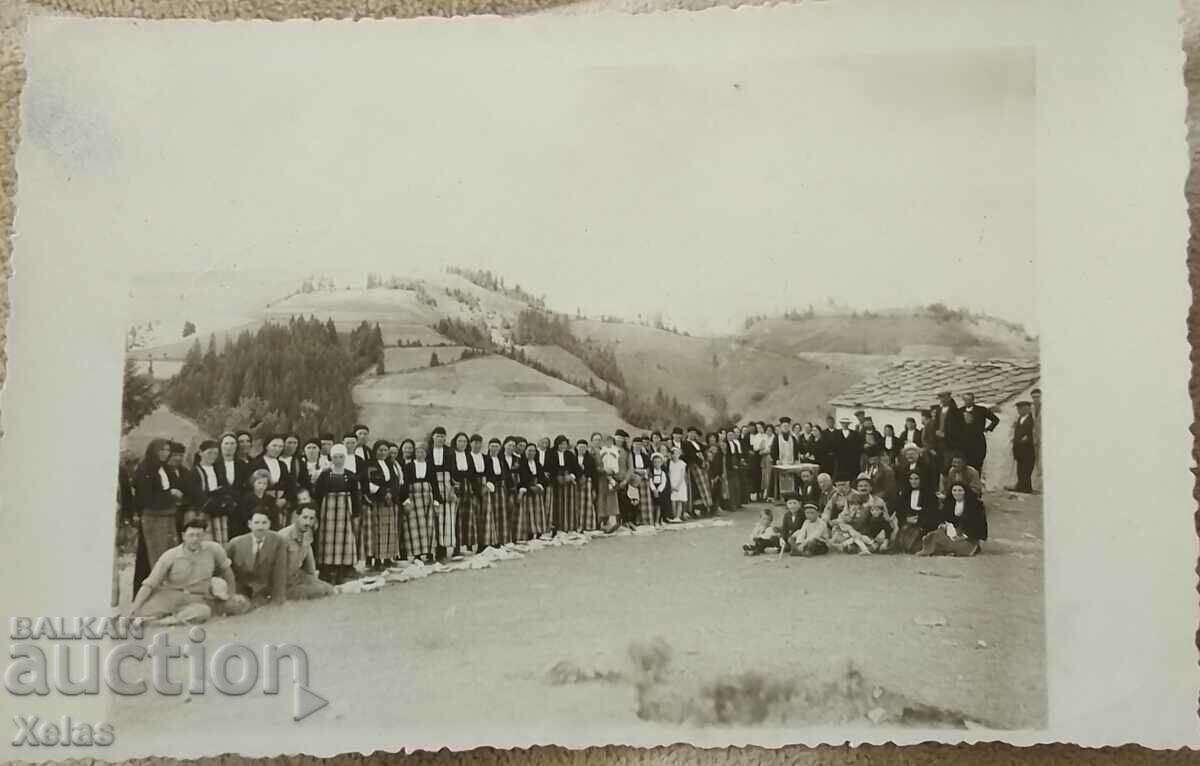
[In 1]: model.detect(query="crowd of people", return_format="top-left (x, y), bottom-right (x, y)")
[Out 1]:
top-left (116, 388), bottom-right (1041, 625)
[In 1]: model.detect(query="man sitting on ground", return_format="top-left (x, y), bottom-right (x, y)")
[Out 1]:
top-left (278, 504), bottom-right (337, 600)
top-left (129, 518), bottom-right (248, 624)
top-left (225, 510), bottom-right (288, 607)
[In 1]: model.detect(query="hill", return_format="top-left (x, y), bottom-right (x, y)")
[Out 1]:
top-left (516, 344), bottom-right (618, 393)
top-left (741, 313), bottom-right (1036, 359)
top-left (121, 406), bottom-right (206, 460)
top-left (354, 355), bottom-right (637, 441)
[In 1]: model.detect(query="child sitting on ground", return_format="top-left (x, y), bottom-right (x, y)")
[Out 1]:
top-left (859, 497), bottom-right (899, 553)
top-left (776, 495), bottom-right (805, 551)
top-left (743, 508), bottom-right (782, 555)
top-left (782, 502), bottom-right (830, 557)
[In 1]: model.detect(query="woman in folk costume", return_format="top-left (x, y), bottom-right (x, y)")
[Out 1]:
top-left (215, 432), bottom-right (251, 539)
top-left (891, 470), bottom-right (940, 553)
top-left (881, 424), bottom-right (902, 466)
top-left (706, 442), bottom-right (726, 512)
top-left (595, 431), bottom-right (631, 533)
top-left (628, 436), bottom-right (655, 527)
top-left (311, 444), bottom-right (362, 584)
top-left (401, 442), bottom-right (443, 563)
top-left (187, 439), bottom-right (225, 534)
top-left (463, 434), bottom-right (492, 551)
top-left (387, 442), bottom-right (402, 467)
top-left (573, 439), bottom-right (598, 531)
top-left (427, 427), bottom-right (460, 559)
top-left (235, 430), bottom-right (255, 464)
top-left (364, 440), bottom-right (404, 569)
top-left (132, 438), bottom-right (184, 593)
top-left (250, 434), bottom-right (296, 529)
top-left (449, 432), bottom-right (478, 554)
top-left (477, 438), bottom-right (509, 548)
top-left (648, 452), bottom-right (670, 526)
top-left (501, 437), bottom-right (523, 542)
top-left (682, 426), bottom-right (713, 516)
top-left (399, 439), bottom-right (416, 466)
top-left (298, 438), bottom-right (329, 494)
top-left (516, 442), bottom-right (550, 540)
top-left (546, 435), bottom-right (579, 535)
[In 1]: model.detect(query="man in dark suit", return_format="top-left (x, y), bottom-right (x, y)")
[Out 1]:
top-left (831, 417), bottom-right (863, 483)
top-left (1009, 400), bottom-right (1037, 493)
top-left (961, 392), bottom-right (1001, 433)
top-left (936, 391), bottom-right (965, 455)
top-left (225, 510), bottom-right (288, 606)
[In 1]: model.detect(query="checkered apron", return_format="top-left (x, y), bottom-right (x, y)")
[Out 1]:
top-left (551, 476), bottom-right (579, 532)
top-left (575, 475), bottom-right (597, 531)
top-left (516, 487), bottom-right (548, 540)
top-left (404, 480), bottom-right (436, 559)
top-left (688, 463), bottom-right (714, 508)
top-left (315, 489), bottom-right (356, 566)
top-left (433, 470), bottom-right (458, 551)
top-left (478, 478), bottom-right (504, 547)
top-left (459, 475), bottom-right (483, 550)
top-left (365, 495), bottom-right (399, 560)
top-left (630, 471), bottom-right (655, 525)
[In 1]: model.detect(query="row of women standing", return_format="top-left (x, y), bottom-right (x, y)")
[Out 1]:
top-left (124, 426), bottom-right (752, 587)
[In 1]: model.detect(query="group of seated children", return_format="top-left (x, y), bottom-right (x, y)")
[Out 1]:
top-left (743, 469), bottom-right (989, 558)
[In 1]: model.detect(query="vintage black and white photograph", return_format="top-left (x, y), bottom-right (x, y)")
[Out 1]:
top-left (99, 26), bottom-right (1045, 734)
top-left (2, 0), bottom-right (1191, 757)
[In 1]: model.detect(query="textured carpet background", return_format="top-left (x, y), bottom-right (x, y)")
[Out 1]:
top-left (0, 0), bottom-right (1195, 762)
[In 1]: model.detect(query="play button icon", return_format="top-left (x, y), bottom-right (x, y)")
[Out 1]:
top-left (293, 683), bottom-right (329, 722)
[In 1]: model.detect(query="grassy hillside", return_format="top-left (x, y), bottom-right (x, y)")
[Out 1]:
top-left (516, 344), bottom-right (618, 393)
top-left (743, 314), bottom-right (1036, 359)
top-left (121, 406), bottom-right (206, 460)
top-left (354, 355), bottom-right (636, 441)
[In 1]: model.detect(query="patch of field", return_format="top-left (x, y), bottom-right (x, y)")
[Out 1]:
top-left (383, 346), bottom-right (471, 372)
top-left (132, 360), bottom-right (186, 380)
top-left (355, 356), bottom-right (637, 441)
top-left (263, 288), bottom-right (440, 324)
top-left (744, 316), bottom-right (1036, 359)
top-left (120, 406), bottom-right (207, 460)
top-left (127, 322), bottom-right (261, 361)
top-left (516, 344), bottom-right (616, 392)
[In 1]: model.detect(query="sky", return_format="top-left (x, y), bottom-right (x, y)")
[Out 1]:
top-left (18, 18), bottom-right (1036, 336)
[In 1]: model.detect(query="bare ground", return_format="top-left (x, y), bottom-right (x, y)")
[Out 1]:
top-left (108, 491), bottom-right (1044, 738)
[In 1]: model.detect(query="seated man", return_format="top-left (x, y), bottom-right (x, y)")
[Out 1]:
top-left (863, 449), bottom-right (896, 499)
top-left (225, 511), bottom-right (288, 607)
top-left (279, 505), bottom-right (337, 600)
top-left (939, 453), bottom-right (984, 498)
top-left (129, 518), bottom-right (245, 625)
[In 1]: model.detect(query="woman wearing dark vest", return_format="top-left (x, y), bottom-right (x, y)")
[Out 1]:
top-left (402, 442), bottom-right (443, 563)
top-left (365, 440), bottom-right (404, 569)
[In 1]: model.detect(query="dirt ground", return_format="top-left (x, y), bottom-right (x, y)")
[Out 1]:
top-left (109, 491), bottom-right (1045, 739)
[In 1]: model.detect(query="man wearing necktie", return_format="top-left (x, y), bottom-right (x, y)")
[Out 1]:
top-left (225, 510), bottom-right (288, 607)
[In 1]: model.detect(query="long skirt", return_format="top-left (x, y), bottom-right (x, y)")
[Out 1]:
top-left (316, 490), bottom-right (356, 567)
top-left (433, 470), bottom-right (458, 552)
top-left (516, 489), bottom-right (548, 540)
top-left (364, 498), bottom-right (399, 559)
top-left (920, 529), bottom-right (981, 557)
top-left (630, 473), bottom-right (655, 525)
top-left (596, 477), bottom-right (621, 520)
top-left (133, 510), bottom-right (180, 592)
top-left (477, 483), bottom-right (505, 547)
top-left (552, 478), bottom-right (580, 532)
top-left (506, 489), bottom-right (521, 543)
top-left (745, 453), bottom-right (761, 496)
top-left (576, 476), bottom-right (598, 531)
top-left (403, 482), bottom-right (437, 559)
top-left (688, 464), bottom-right (714, 509)
top-left (459, 478), bottom-right (482, 551)
top-left (208, 515), bottom-right (230, 545)
top-left (727, 461), bottom-right (744, 506)
top-left (760, 456), bottom-right (775, 499)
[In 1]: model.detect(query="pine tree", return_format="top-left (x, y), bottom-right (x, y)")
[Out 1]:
top-left (430, 352), bottom-right (441, 367)
top-left (182, 320), bottom-right (196, 338)
top-left (122, 357), bottom-right (159, 434)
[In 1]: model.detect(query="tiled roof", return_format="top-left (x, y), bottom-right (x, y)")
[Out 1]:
top-left (831, 359), bottom-right (1040, 410)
